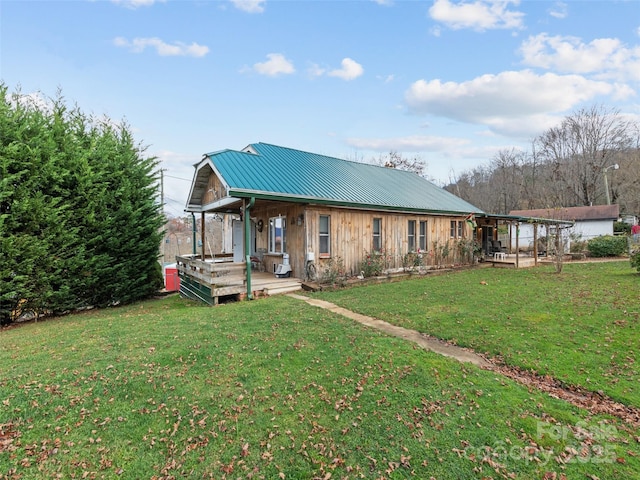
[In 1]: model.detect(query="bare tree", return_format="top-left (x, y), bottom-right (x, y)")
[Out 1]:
top-left (533, 105), bottom-right (637, 206)
top-left (373, 151), bottom-right (426, 177)
top-left (490, 148), bottom-right (527, 213)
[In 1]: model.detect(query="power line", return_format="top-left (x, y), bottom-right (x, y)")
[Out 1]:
top-left (164, 174), bottom-right (192, 182)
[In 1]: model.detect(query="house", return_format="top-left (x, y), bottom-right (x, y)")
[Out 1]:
top-left (509, 205), bottom-right (620, 253)
top-left (181, 143), bottom-right (483, 302)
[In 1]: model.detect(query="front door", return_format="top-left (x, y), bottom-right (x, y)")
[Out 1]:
top-left (232, 220), bottom-right (244, 262)
top-left (232, 220), bottom-right (256, 262)
top-left (481, 226), bottom-right (493, 256)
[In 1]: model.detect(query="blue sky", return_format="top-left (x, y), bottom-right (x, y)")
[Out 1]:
top-left (2, 0), bottom-right (639, 216)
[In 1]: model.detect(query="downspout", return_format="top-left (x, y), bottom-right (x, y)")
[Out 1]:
top-left (244, 197), bottom-right (256, 300)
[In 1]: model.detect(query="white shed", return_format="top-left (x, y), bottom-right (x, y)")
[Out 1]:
top-left (509, 205), bottom-right (619, 253)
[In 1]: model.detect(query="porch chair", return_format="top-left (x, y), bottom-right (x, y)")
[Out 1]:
top-left (490, 239), bottom-right (507, 254)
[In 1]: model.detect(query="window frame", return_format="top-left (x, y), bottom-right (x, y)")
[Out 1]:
top-left (419, 220), bottom-right (427, 251)
top-left (319, 214), bottom-right (331, 258)
top-left (408, 220), bottom-right (416, 252)
top-left (373, 217), bottom-right (382, 252)
top-left (268, 216), bottom-right (286, 254)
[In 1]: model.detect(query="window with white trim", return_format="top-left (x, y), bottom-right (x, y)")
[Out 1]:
top-left (319, 215), bottom-right (330, 257)
top-left (419, 221), bottom-right (427, 251)
top-left (269, 216), bottom-right (286, 254)
top-left (408, 220), bottom-right (416, 252)
top-left (373, 218), bottom-right (382, 251)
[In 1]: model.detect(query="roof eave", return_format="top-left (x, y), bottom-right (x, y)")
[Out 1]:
top-left (228, 189), bottom-right (481, 216)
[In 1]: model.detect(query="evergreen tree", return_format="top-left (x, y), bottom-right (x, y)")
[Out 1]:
top-left (0, 84), bottom-right (164, 324)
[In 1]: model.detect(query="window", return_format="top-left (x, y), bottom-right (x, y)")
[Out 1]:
top-left (269, 216), bottom-right (286, 254)
top-left (319, 215), bottom-right (330, 257)
top-left (450, 220), bottom-right (464, 239)
top-left (419, 221), bottom-right (427, 251)
top-left (373, 218), bottom-right (382, 251)
top-left (408, 220), bottom-right (416, 252)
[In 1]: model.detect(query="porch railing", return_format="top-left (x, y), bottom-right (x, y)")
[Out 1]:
top-left (176, 255), bottom-right (247, 305)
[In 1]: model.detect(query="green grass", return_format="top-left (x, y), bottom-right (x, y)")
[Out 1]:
top-left (313, 261), bottom-right (640, 408)
top-left (0, 263), bottom-right (638, 479)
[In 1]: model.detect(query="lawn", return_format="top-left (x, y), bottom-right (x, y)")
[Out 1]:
top-left (313, 261), bottom-right (640, 408)
top-left (0, 262), bottom-right (638, 479)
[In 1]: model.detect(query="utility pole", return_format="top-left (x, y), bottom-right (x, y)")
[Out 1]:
top-left (603, 164), bottom-right (619, 205)
top-left (160, 169), bottom-right (166, 265)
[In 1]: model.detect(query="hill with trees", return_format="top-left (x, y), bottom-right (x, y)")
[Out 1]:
top-left (444, 105), bottom-right (640, 216)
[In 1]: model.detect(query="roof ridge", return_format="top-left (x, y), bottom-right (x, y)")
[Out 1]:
top-left (252, 142), bottom-right (426, 174)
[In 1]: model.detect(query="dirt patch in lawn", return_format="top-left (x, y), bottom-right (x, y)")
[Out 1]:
top-left (289, 293), bottom-right (640, 428)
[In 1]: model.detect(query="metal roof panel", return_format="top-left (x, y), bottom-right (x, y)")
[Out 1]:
top-left (202, 143), bottom-right (482, 215)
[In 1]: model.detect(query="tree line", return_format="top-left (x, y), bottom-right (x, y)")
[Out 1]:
top-left (443, 105), bottom-right (640, 216)
top-left (0, 84), bottom-right (165, 325)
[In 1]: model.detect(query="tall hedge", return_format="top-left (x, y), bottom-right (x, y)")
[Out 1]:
top-left (0, 85), bottom-right (164, 324)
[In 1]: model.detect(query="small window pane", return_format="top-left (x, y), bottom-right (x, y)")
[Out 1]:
top-left (408, 220), bottom-right (416, 252)
top-left (319, 215), bottom-right (330, 256)
top-left (373, 218), bottom-right (382, 251)
top-left (419, 221), bottom-right (427, 250)
top-left (269, 217), bottom-right (286, 254)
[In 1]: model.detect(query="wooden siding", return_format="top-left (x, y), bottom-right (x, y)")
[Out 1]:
top-left (203, 173), bottom-right (227, 205)
top-left (250, 204), bottom-right (306, 277)
top-left (302, 207), bottom-right (474, 277)
top-left (198, 170), bottom-right (476, 281)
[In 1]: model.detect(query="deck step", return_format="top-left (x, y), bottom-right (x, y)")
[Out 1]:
top-left (263, 283), bottom-right (302, 296)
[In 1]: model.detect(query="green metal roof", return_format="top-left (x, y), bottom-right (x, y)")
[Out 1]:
top-left (203, 143), bottom-right (482, 215)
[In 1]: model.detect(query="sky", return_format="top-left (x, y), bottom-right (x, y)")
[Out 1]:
top-left (2, 0), bottom-right (639, 217)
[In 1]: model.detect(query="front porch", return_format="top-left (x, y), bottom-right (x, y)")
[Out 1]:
top-left (176, 255), bottom-right (302, 305)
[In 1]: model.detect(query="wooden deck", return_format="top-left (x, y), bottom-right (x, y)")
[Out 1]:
top-left (485, 253), bottom-right (538, 268)
top-left (176, 255), bottom-right (302, 305)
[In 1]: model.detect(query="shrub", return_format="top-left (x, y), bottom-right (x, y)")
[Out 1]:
top-left (360, 250), bottom-right (387, 277)
top-left (569, 233), bottom-right (587, 253)
top-left (432, 240), bottom-right (451, 267)
top-left (319, 256), bottom-right (347, 286)
top-left (587, 235), bottom-right (628, 257)
top-left (402, 251), bottom-right (423, 271)
top-left (631, 250), bottom-right (640, 272)
top-left (614, 221), bottom-right (631, 235)
top-left (456, 238), bottom-right (481, 263)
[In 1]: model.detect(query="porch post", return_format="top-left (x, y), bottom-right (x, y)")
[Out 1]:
top-left (244, 197), bottom-right (255, 300)
top-left (200, 212), bottom-right (205, 261)
top-left (533, 223), bottom-right (538, 266)
top-left (515, 221), bottom-right (519, 268)
top-left (191, 213), bottom-right (197, 255)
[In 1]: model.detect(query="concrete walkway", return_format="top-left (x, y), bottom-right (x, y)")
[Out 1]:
top-left (287, 293), bottom-right (491, 368)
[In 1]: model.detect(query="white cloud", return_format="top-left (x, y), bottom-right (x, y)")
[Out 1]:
top-left (377, 74), bottom-right (396, 83)
top-left (548, 1), bottom-right (568, 19)
top-left (429, 0), bottom-right (524, 31)
top-left (253, 53), bottom-right (295, 77)
top-left (327, 58), bottom-right (364, 81)
top-left (404, 70), bottom-right (631, 137)
top-left (346, 135), bottom-right (470, 152)
top-left (230, 0), bottom-right (266, 13)
top-left (307, 63), bottom-right (326, 78)
top-left (520, 33), bottom-right (640, 81)
top-left (111, 0), bottom-right (165, 8)
top-left (113, 37), bottom-right (209, 57)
